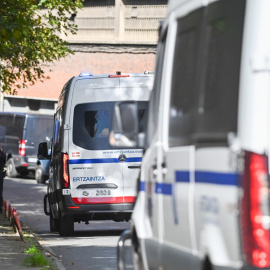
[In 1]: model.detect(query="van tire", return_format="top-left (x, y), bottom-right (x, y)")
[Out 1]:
top-left (50, 211), bottom-right (59, 232)
top-left (59, 214), bottom-right (74, 236)
top-left (6, 158), bottom-right (17, 178)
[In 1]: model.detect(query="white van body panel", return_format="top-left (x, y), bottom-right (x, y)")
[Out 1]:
top-left (194, 148), bottom-right (242, 267)
top-left (126, 1), bottom-right (270, 270)
top-left (47, 73), bottom-right (154, 237)
top-left (238, 0), bottom-right (270, 154)
top-left (67, 75), bottom-right (152, 207)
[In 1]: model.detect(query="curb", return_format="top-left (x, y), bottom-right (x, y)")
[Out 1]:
top-left (3, 199), bottom-right (24, 240)
top-left (2, 198), bottom-right (66, 270)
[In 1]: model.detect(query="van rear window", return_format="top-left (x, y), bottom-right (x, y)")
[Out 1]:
top-left (85, 110), bottom-right (109, 138)
top-left (25, 116), bottom-right (54, 143)
top-left (73, 101), bottom-right (148, 150)
top-left (0, 114), bottom-right (25, 142)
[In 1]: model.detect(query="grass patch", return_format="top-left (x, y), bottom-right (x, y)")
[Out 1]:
top-left (25, 244), bottom-right (39, 254)
top-left (21, 244), bottom-right (54, 269)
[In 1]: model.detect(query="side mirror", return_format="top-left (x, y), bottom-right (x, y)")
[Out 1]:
top-left (109, 101), bottom-right (140, 148)
top-left (38, 142), bottom-right (51, 160)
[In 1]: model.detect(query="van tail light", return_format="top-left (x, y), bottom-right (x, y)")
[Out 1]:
top-left (241, 151), bottom-right (270, 268)
top-left (19, 139), bottom-right (26, 156)
top-left (62, 153), bottom-right (70, 188)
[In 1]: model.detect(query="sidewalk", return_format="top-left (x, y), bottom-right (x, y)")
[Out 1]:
top-left (0, 212), bottom-right (60, 270)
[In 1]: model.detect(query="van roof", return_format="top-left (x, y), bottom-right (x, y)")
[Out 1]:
top-left (76, 71), bottom-right (154, 79)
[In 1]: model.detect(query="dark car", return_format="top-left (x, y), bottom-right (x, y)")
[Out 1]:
top-left (0, 112), bottom-right (53, 178)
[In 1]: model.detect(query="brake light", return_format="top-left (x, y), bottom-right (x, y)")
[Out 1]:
top-left (62, 153), bottom-right (69, 188)
top-left (19, 139), bottom-right (26, 156)
top-left (241, 151), bottom-right (270, 268)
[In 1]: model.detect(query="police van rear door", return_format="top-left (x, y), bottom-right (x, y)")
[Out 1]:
top-left (119, 75), bottom-right (153, 203)
top-left (69, 77), bottom-right (124, 205)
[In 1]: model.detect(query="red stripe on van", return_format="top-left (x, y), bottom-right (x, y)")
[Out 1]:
top-left (72, 196), bottom-right (135, 204)
top-left (123, 196), bottom-right (136, 203)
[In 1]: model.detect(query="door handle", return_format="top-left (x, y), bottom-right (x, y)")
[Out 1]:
top-left (161, 162), bottom-right (167, 176)
top-left (152, 163), bottom-right (167, 176)
top-left (152, 164), bottom-right (158, 176)
top-left (128, 165), bottom-right (141, 169)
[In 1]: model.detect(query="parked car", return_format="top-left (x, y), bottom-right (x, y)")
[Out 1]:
top-left (0, 112), bottom-right (53, 178)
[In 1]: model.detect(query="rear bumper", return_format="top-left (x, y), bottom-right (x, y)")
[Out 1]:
top-left (61, 192), bottom-right (134, 213)
top-left (13, 155), bottom-right (37, 173)
top-left (48, 190), bottom-right (134, 221)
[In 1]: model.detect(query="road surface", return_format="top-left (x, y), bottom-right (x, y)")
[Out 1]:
top-left (3, 176), bottom-right (134, 270)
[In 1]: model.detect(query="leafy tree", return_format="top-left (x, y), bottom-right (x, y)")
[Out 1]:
top-left (0, 0), bottom-right (83, 94)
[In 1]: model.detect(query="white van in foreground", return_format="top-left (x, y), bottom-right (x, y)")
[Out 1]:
top-left (38, 71), bottom-right (153, 236)
top-left (112, 0), bottom-right (270, 269)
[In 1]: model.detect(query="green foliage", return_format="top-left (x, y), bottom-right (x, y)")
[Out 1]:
top-left (0, 0), bottom-right (83, 94)
top-left (22, 244), bottom-right (54, 268)
top-left (25, 244), bottom-right (39, 254)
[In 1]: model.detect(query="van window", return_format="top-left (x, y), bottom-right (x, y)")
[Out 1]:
top-left (85, 110), bottom-right (110, 138)
top-left (0, 114), bottom-right (25, 138)
top-left (169, 0), bottom-right (245, 147)
top-left (195, 0), bottom-right (245, 139)
top-left (25, 116), bottom-right (53, 143)
top-left (169, 9), bottom-right (202, 147)
top-left (0, 114), bottom-right (25, 144)
top-left (73, 101), bottom-right (148, 150)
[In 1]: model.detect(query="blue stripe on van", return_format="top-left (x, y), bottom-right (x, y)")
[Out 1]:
top-left (195, 171), bottom-right (239, 186)
top-left (139, 181), bottom-right (145, 191)
top-left (175, 171), bottom-right (190, 183)
top-left (155, 183), bottom-right (172, 195)
top-left (138, 172), bottom-right (239, 195)
top-left (69, 157), bottom-right (142, 164)
top-left (175, 170), bottom-right (239, 186)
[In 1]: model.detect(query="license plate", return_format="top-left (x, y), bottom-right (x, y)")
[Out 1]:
top-left (28, 157), bottom-right (37, 163)
top-left (96, 190), bottom-right (111, 196)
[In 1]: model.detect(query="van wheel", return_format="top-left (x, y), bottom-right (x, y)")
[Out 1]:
top-left (50, 211), bottom-right (59, 232)
top-left (59, 214), bottom-right (74, 236)
top-left (35, 165), bottom-right (46, 184)
top-left (6, 158), bottom-right (17, 178)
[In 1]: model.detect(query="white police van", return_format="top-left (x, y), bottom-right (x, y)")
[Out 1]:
top-left (112, 0), bottom-right (270, 269)
top-left (38, 71), bottom-right (153, 236)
